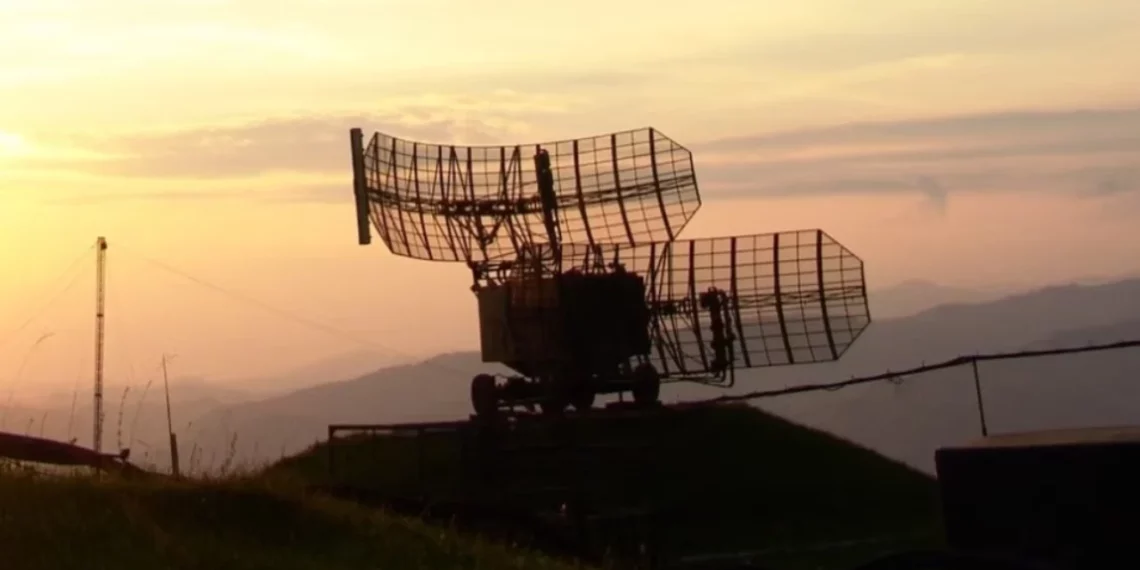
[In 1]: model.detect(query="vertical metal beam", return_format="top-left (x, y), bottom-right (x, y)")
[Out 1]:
top-left (572, 140), bottom-right (594, 244)
top-left (161, 354), bottom-right (180, 477)
top-left (729, 237), bottom-right (752, 367)
top-left (662, 244), bottom-right (689, 374)
top-left (610, 133), bottom-right (635, 245)
top-left (411, 142), bottom-right (432, 259)
top-left (501, 147), bottom-right (526, 259)
top-left (972, 360), bottom-right (990, 437)
top-left (688, 240), bottom-right (708, 370)
top-left (815, 230), bottom-right (839, 360)
top-left (391, 143), bottom-right (410, 254)
top-left (440, 146), bottom-right (463, 259)
top-left (467, 147), bottom-right (481, 260)
top-left (648, 129), bottom-right (674, 239)
top-left (647, 242), bottom-right (671, 375)
top-left (348, 128), bottom-right (372, 245)
top-left (533, 145), bottom-right (560, 249)
top-left (377, 141), bottom-right (396, 247)
top-left (772, 233), bottom-right (794, 364)
top-left (466, 147), bottom-right (474, 203)
top-left (93, 236), bottom-right (107, 455)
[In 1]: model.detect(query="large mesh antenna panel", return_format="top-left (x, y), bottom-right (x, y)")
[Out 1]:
top-left (527, 229), bottom-right (870, 376)
top-left (349, 127), bottom-right (702, 262)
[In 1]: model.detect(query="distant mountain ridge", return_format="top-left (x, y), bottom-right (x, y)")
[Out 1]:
top-left (867, 279), bottom-right (1006, 320)
top-left (9, 276), bottom-right (1140, 474)
top-left (232, 349), bottom-right (415, 396)
top-left (164, 276), bottom-right (1140, 473)
top-left (1027, 318), bottom-right (1140, 350)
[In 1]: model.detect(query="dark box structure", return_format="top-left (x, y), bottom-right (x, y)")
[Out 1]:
top-left (935, 426), bottom-right (1140, 569)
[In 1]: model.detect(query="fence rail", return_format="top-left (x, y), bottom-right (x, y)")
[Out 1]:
top-left (697, 338), bottom-right (1140, 436)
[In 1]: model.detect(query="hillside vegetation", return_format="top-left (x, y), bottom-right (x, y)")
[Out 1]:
top-left (0, 465), bottom-right (581, 570)
top-left (275, 403), bottom-right (945, 569)
top-left (0, 404), bottom-right (945, 570)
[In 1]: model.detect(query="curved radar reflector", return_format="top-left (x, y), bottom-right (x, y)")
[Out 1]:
top-left (348, 127), bottom-right (702, 262)
top-left (535, 229), bottom-right (871, 377)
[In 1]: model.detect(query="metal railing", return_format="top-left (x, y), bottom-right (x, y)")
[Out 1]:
top-left (697, 338), bottom-right (1140, 437)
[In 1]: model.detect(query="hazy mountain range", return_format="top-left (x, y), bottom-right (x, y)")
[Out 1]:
top-left (5, 277), bottom-right (1140, 475)
top-left (866, 279), bottom-right (1007, 320)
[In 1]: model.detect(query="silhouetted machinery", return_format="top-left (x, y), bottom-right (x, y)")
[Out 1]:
top-left (853, 427), bottom-right (1140, 570)
top-left (348, 126), bottom-right (872, 416)
top-left (931, 427), bottom-right (1140, 569)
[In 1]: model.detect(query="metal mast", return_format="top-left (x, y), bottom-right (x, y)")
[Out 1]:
top-left (161, 353), bottom-right (181, 477)
top-left (93, 236), bottom-right (107, 454)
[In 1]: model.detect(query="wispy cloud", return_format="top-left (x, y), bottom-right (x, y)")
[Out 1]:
top-left (6, 0), bottom-right (1138, 138)
top-left (709, 2), bottom-right (1139, 72)
top-left (35, 113), bottom-right (523, 180)
top-left (1069, 167), bottom-right (1140, 198)
top-left (51, 189), bottom-right (258, 205)
top-left (18, 105), bottom-right (1140, 207)
top-left (692, 107), bottom-right (1140, 201)
top-left (696, 108), bottom-right (1140, 152)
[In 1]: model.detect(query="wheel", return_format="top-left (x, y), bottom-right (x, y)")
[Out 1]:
top-left (540, 374), bottom-right (571, 416)
top-left (500, 376), bottom-right (535, 413)
top-left (570, 381), bottom-right (596, 412)
top-left (470, 374), bottom-right (498, 417)
top-left (631, 363), bottom-right (660, 407)
top-left (539, 399), bottom-right (567, 415)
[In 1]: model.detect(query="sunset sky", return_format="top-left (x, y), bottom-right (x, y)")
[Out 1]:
top-left (1, 0), bottom-right (1139, 395)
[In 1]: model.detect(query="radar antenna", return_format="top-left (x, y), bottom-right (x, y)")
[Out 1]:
top-left (347, 124), bottom-right (872, 417)
top-left (349, 126), bottom-right (702, 284)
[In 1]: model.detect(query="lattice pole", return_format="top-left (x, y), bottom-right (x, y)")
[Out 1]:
top-left (93, 237), bottom-right (107, 454)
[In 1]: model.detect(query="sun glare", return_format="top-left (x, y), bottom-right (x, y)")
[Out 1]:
top-left (0, 131), bottom-right (30, 157)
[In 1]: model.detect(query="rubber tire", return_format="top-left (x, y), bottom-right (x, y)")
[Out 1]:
top-left (631, 363), bottom-right (660, 408)
top-left (570, 382), bottom-right (596, 412)
top-left (470, 374), bottom-right (498, 417)
top-left (540, 399), bottom-right (567, 416)
top-left (540, 375), bottom-right (570, 416)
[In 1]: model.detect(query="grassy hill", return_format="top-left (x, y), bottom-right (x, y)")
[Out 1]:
top-left (0, 404), bottom-right (943, 570)
top-left (0, 465), bottom-right (581, 570)
top-left (274, 403), bottom-right (945, 569)
top-left (0, 401), bottom-right (946, 570)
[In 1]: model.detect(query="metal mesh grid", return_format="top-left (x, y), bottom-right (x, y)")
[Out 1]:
top-left (358, 127), bottom-right (701, 263)
top-left (537, 229), bottom-right (871, 378)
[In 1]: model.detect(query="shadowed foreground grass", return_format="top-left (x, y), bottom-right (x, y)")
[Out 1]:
top-left (0, 404), bottom-right (945, 570)
top-left (0, 466), bottom-right (584, 570)
top-left (276, 404), bottom-right (947, 569)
